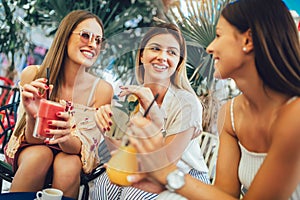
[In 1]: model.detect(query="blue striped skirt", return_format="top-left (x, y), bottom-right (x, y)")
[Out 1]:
top-left (91, 169), bottom-right (210, 200)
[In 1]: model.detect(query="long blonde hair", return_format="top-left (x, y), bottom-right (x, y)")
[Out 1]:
top-left (135, 23), bottom-right (195, 94)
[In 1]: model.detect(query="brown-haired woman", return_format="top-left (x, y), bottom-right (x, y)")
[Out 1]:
top-left (5, 10), bottom-right (113, 199)
top-left (127, 0), bottom-right (300, 199)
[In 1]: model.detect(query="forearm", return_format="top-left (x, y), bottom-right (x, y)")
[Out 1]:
top-left (155, 164), bottom-right (238, 200)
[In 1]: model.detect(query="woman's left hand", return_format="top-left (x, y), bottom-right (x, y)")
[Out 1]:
top-left (47, 111), bottom-right (73, 144)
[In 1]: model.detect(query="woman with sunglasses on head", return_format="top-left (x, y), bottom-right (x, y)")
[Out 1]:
top-left (4, 10), bottom-right (113, 199)
top-left (126, 0), bottom-right (300, 199)
top-left (92, 23), bottom-right (209, 200)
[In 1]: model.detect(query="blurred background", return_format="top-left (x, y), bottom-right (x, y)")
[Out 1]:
top-left (0, 0), bottom-right (299, 133)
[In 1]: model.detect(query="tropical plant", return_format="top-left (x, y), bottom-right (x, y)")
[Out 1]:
top-left (0, 0), bottom-right (30, 80)
top-left (165, 0), bottom-right (234, 133)
top-left (0, 0), bottom-right (164, 83)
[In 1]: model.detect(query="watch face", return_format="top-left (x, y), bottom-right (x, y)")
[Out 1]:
top-left (167, 170), bottom-right (185, 191)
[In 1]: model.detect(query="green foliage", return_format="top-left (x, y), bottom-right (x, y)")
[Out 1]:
top-left (0, 0), bottom-right (164, 83)
top-left (0, 0), bottom-right (30, 79)
top-left (166, 0), bottom-right (233, 95)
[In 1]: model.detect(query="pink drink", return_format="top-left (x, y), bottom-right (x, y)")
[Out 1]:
top-left (33, 99), bottom-right (65, 139)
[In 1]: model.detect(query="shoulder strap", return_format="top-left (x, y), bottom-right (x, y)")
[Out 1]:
top-left (230, 98), bottom-right (236, 133)
top-left (86, 78), bottom-right (101, 106)
top-left (286, 96), bottom-right (298, 105)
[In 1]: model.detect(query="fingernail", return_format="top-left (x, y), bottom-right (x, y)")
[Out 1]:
top-left (109, 121), bottom-right (112, 126)
top-left (45, 85), bottom-right (49, 89)
top-left (45, 129), bottom-right (50, 133)
top-left (56, 112), bottom-right (61, 116)
top-left (109, 113), bottom-right (113, 117)
top-left (103, 128), bottom-right (106, 132)
top-left (72, 124), bottom-right (76, 129)
top-left (107, 127), bottom-right (110, 131)
top-left (48, 121), bottom-right (52, 125)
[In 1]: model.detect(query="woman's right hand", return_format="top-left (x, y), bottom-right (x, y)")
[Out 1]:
top-left (95, 104), bottom-right (113, 133)
top-left (21, 78), bottom-right (51, 119)
top-left (119, 85), bottom-right (165, 129)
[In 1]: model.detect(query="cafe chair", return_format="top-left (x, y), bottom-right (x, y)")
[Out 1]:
top-left (156, 131), bottom-right (220, 200)
top-left (0, 102), bottom-right (20, 191)
top-left (0, 98), bottom-right (107, 200)
top-left (198, 131), bottom-right (219, 183)
top-left (0, 77), bottom-right (16, 106)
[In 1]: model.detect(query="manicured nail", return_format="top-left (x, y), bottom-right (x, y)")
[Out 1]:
top-left (107, 127), bottom-right (110, 131)
top-left (47, 121), bottom-right (52, 125)
top-left (109, 121), bottom-right (112, 126)
top-left (109, 113), bottom-right (113, 117)
top-left (45, 129), bottom-right (50, 133)
top-left (56, 112), bottom-right (61, 116)
top-left (103, 128), bottom-right (106, 132)
top-left (72, 124), bottom-right (76, 129)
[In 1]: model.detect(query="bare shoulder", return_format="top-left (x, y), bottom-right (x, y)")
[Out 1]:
top-left (96, 79), bottom-right (113, 95)
top-left (20, 65), bottom-right (39, 85)
top-left (94, 79), bottom-right (114, 106)
top-left (272, 97), bottom-right (300, 150)
top-left (217, 97), bottom-right (236, 138)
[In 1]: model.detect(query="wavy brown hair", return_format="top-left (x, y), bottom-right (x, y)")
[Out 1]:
top-left (14, 10), bottom-right (104, 137)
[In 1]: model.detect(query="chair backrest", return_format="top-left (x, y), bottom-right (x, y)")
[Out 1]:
top-left (198, 131), bottom-right (219, 183)
top-left (0, 77), bottom-right (19, 106)
top-left (0, 101), bottom-right (20, 153)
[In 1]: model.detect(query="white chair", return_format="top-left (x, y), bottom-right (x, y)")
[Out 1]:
top-left (156, 131), bottom-right (220, 200)
top-left (198, 131), bottom-right (219, 183)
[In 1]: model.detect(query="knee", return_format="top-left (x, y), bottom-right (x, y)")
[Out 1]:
top-left (17, 146), bottom-right (53, 175)
top-left (53, 154), bottom-right (82, 182)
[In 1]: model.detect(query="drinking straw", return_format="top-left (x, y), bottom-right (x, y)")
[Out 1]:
top-left (123, 93), bottom-right (159, 146)
top-left (46, 67), bottom-right (50, 100)
top-left (143, 93), bottom-right (159, 117)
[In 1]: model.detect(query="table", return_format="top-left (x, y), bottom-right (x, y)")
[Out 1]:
top-left (0, 192), bottom-right (75, 200)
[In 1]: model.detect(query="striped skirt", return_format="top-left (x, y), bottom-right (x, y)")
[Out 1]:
top-left (91, 169), bottom-right (210, 200)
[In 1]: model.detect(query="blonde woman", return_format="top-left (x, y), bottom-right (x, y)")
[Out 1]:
top-left (127, 0), bottom-right (300, 199)
top-left (93, 23), bottom-right (209, 200)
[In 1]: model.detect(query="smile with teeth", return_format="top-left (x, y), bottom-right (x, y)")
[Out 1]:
top-left (82, 51), bottom-right (94, 57)
top-left (152, 64), bottom-right (167, 69)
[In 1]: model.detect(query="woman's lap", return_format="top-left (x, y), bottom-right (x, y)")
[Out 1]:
top-left (92, 169), bottom-right (210, 200)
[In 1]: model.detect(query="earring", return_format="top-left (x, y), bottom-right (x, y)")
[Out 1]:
top-left (242, 47), bottom-right (247, 52)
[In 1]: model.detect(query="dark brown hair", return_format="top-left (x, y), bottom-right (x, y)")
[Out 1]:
top-left (222, 0), bottom-right (300, 96)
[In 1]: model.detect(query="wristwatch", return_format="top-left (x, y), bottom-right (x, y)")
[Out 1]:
top-left (165, 169), bottom-right (185, 192)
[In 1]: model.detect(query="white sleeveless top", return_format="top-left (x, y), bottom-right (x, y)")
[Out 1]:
top-left (230, 97), bottom-right (300, 199)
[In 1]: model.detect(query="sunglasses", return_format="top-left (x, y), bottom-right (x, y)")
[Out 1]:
top-left (72, 29), bottom-right (104, 48)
